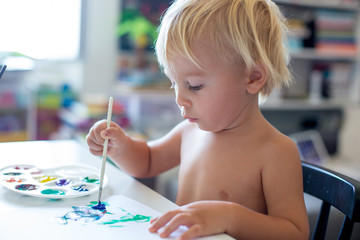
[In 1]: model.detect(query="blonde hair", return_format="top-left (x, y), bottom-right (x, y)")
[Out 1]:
top-left (155, 0), bottom-right (291, 97)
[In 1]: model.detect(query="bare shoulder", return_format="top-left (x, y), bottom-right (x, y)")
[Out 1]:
top-left (167, 120), bottom-right (196, 139)
top-left (175, 119), bottom-right (196, 132)
top-left (262, 127), bottom-right (301, 169)
top-left (259, 127), bottom-right (309, 235)
top-left (146, 120), bottom-right (197, 176)
top-left (149, 120), bottom-right (195, 148)
top-left (259, 125), bottom-right (303, 194)
top-left (260, 125), bottom-right (304, 198)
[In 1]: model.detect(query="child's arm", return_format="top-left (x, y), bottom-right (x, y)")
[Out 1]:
top-left (149, 139), bottom-right (309, 240)
top-left (86, 120), bottom-right (183, 178)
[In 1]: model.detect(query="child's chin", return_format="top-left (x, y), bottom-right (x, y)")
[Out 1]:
top-left (196, 123), bottom-right (222, 132)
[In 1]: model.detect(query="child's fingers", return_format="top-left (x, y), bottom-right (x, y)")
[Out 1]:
top-left (148, 210), bottom-right (180, 233)
top-left (86, 133), bottom-right (104, 153)
top-left (86, 138), bottom-right (101, 150)
top-left (88, 147), bottom-right (103, 157)
top-left (101, 124), bottom-right (124, 142)
top-left (87, 120), bottom-right (107, 143)
top-left (158, 213), bottom-right (194, 237)
top-left (178, 224), bottom-right (203, 240)
top-left (149, 217), bottom-right (158, 224)
top-left (100, 128), bottom-right (117, 140)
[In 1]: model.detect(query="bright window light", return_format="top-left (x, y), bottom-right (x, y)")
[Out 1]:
top-left (0, 0), bottom-right (81, 60)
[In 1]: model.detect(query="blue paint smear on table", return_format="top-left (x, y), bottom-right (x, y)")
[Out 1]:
top-left (58, 201), bottom-right (152, 227)
top-left (58, 206), bottom-right (107, 225)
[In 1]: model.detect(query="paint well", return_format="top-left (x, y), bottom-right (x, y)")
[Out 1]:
top-left (71, 184), bottom-right (89, 192)
top-left (15, 184), bottom-right (38, 191)
top-left (41, 189), bottom-right (66, 195)
top-left (34, 175), bottom-right (58, 183)
top-left (3, 172), bottom-right (22, 176)
top-left (82, 177), bottom-right (100, 184)
top-left (5, 178), bottom-right (24, 183)
top-left (56, 179), bottom-right (72, 186)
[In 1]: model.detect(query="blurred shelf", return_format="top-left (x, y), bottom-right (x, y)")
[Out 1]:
top-left (0, 106), bottom-right (27, 112)
top-left (114, 82), bottom-right (174, 96)
top-left (0, 131), bottom-right (27, 142)
top-left (276, 0), bottom-right (360, 105)
top-left (290, 48), bottom-right (358, 61)
top-left (261, 98), bottom-right (350, 110)
top-left (274, 0), bottom-right (359, 11)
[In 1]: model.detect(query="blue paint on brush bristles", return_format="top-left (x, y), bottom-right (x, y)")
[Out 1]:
top-left (92, 201), bottom-right (106, 211)
top-left (0, 65), bottom-right (6, 80)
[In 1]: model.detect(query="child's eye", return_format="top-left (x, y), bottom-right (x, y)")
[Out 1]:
top-left (188, 84), bottom-right (203, 92)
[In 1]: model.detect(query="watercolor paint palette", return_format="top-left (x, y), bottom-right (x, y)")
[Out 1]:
top-left (0, 164), bottom-right (108, 199)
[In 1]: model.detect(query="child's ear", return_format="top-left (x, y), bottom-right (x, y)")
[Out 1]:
top-left (246, 63), bottom-right (267, 94)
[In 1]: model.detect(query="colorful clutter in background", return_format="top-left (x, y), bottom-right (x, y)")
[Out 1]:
top-left (36, 83), bottom-right (78, 140)
top-left (57, 97), bottom-right (131, 139)
top-left (36, 83), bottom-right (77, 110)
top-left (36, 108), bottom-right (61, 140)
top-left (0, 90), bottom-right (27, 108)
top-left (0, 89), bottom-right (29, 142)
top-left (116, 1), bottom-right (170, 89)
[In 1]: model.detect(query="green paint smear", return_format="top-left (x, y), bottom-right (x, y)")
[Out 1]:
top-left (82, 177), bottom-right (100, 184)
top-left (88, 201), bottom-right (109, 207)
top-left (100, 213), bottom-right (151, 225)
top-left (41, 189), bottom-right (65, 195)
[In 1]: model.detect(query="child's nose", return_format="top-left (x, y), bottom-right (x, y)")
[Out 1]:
top-left (175, 88), bottom-right (191, 108)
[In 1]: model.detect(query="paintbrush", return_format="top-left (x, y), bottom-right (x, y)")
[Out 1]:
top-left (0, 65), bottom-right (7, 80)
top-left (93, 96), bottom-right (113, 210)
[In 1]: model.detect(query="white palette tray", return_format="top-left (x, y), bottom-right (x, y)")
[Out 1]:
top-left (0, 164), bottom-right (108, 199)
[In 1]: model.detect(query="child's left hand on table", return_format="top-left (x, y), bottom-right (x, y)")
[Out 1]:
top-left (148, 200), bottom-right (232, 240)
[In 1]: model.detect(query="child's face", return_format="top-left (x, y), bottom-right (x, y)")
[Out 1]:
top-left (164, 44), bottom-right (255, 132)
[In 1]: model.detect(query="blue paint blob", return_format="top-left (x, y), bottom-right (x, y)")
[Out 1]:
top-left (15, 184), bottom-right (38, 191)
top-left (71, 184), bottom-right (89, 192)
top-left (3, 172), bottom-right (22, 176)
top-left (92, 201), bottom-right (106, 211)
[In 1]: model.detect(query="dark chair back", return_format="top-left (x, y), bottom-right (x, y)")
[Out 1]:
top-left (302, 162), bottom-right (360, 240)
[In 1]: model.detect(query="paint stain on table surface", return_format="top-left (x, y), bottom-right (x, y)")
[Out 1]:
top-left (58, 201), bottom-right (152, 227)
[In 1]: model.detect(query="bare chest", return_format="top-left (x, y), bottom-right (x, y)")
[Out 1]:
top-left (176, 134), bottom-right (267, 213)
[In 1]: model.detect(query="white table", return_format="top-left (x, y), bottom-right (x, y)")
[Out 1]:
top-left (0, 140), bottom-right (233, 240)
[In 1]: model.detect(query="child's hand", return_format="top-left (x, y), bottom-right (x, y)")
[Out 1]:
top-left (86, 120), bottom-right (127, 158)
top-left (148, 201), bottom-right (231, 240)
